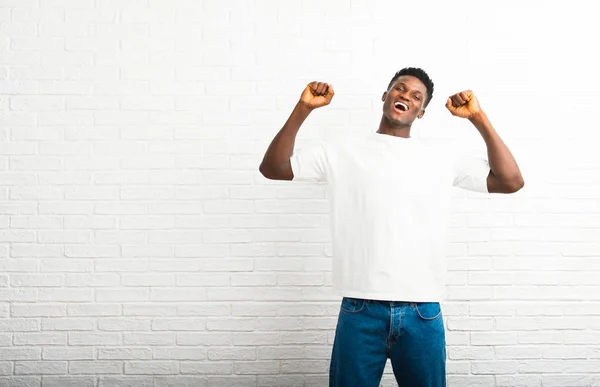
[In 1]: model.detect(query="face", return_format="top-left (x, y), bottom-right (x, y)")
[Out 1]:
top-left (381, 75), bottom-right (428, 127)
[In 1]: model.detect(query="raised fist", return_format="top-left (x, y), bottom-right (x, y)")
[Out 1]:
top-left (299, 81), bottom-right (335, 110)
top-left (446, 90), bottom-right (482, 120)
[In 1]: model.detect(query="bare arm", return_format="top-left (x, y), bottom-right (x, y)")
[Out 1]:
top-left (259, 82), bottom-right (334, 180)
top-left (447, 90), bottom-right (524, 194)
top-left (469, 111), bottom-right (524, 193)
top-left (259, 102), bottom-right (312, 180)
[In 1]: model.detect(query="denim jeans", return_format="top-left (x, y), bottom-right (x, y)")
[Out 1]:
top-left (329, 297), bottom-right (446, 387)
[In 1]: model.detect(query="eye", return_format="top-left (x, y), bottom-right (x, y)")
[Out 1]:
top-left (414, 95), bottom-right (420, 101)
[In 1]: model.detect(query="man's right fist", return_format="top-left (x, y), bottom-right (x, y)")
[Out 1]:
top-left (299, 81), bottom-right (334, 110)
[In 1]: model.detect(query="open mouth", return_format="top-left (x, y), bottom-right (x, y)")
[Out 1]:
top-left (394, 101), bottom-right (409, 112)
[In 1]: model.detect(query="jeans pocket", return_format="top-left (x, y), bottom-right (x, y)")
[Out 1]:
top-left (414, 302), bottom-right (442, 321)
top-left (340, 297), bottom-right (366, 314)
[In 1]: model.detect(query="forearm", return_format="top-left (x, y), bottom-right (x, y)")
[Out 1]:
top-left (470, 111), bottom-right (524, 186)
top-left (259, 102), bottom-right (312, 179)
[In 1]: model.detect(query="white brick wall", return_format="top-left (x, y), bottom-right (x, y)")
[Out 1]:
top-left (0, 0), bottom-right (599, 385)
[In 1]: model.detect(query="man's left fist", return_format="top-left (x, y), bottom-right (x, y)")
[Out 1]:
top-left (446, 90), bottom-right (482, 120)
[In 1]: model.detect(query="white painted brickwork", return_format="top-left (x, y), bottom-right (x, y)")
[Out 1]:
top-left (1, 0), bottom-right (599, 386)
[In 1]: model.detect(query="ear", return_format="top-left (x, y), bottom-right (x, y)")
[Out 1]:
top-left (417, 109), bottom-right (425, 119)
top-left (381, 91), bottom-right (387, 102)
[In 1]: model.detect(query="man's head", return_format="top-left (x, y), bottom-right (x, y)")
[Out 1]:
top-left (381, 67), bottom-right (434, 127)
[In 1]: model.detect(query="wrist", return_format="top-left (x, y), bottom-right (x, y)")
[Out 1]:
top-left (468, 110), bottom-right (486, 122)
top-left (296, 101), bottom-right (314, 114)
top-left (468, 110), bottom-right (487, 126)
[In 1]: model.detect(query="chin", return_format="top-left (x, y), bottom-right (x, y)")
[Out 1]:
top-left (385, 113), bottom-right (410, 127)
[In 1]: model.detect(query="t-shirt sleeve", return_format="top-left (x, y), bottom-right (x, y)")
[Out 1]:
top-left (452, 154), bottom-right (490, 193)
top-left (289, 143), bottom-right (329, 182)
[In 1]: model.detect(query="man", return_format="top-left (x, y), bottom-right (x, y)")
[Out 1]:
top-left (259, 67), bottom-right (523, 387)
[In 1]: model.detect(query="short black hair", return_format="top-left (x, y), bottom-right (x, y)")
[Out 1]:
top-left (387, 67), bottom-right (434, 107)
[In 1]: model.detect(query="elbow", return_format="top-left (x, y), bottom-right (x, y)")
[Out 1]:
top-left (259, 162), bottom-right (273, 180)
top-left (259, 160), bottom-right (293, 181)
top-left (259, 162), bottom-right (281, 180)
top-left (506, 175), bottom-right (525, 193)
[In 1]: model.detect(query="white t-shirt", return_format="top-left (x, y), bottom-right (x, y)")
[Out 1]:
top-left (290, 132), bottom-right (490, 302)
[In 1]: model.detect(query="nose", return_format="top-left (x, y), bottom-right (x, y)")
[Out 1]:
top-left (398, 90), bottom-right (410, 101)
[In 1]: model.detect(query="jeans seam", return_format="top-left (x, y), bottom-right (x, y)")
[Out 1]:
top-left (388, 302), bottom-right (395, 343)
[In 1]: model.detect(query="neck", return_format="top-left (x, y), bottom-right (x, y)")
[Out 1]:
top-left (377, 115), bottom-right (412, 138)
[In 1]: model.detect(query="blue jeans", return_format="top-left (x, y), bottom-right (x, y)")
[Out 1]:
top-left (329, 298), bottom-right (446, 387)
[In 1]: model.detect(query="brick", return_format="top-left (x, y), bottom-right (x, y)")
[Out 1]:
top-left (42, 377), bottom-right (95, 387)
top-left (124, 361), bottom-right (179, 375)
top-left (0, 318), bottom-right (39, 332)
top-left (491, 375), bottom-right (541, 387)
top-left (152, 319), bottom-right (206, 331)
top-left (43, 347), bottom-right (93, 361)
top-left (68, 332), bottom-right (119, 345)
top-left (124, 333), bottom-right (175, 346)
top-left (0, 348), bottom-right (41, 361)
top-left (123, 304), bottom-right (177, 317)
top-left (234, 361), bottom-right (279, 375)
top-left (155, 377), bottom-right (209, 387)
top-left (13, 333), bottom-right (66, 346)
top-left (0, 377), bottom-right (39, 387)
top-left (208, 347), bottom-right (255, 361)
top-left (69, 361), bottom-right (122, 374)
top-left (98, 377), bottom-right (153, 387)
top-left (14, 361), bottom-right (67, 375)
top-left (180, 361), bottom-right (232, 375)
top-left (98, 318), bottom-right (151, 331)
top-left (11, 304), bottom-right (66, 317)
top-left (98, 348), bottom-right (152, 361)
top-left (177, 333), bottom-right (232, 347)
